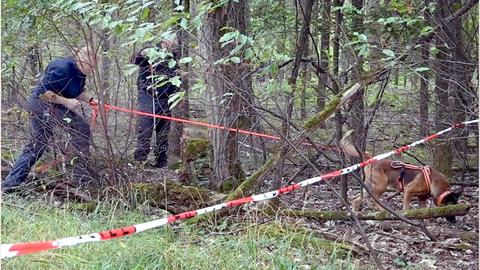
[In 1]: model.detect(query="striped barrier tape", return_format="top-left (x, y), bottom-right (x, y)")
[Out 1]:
top-left (1, 119), bottom-right (478, 259)
top-left (92, 104), bottom-right (335, 149)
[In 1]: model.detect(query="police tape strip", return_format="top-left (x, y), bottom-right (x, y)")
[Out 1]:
top-left (96, 103), bottom-right (282, 141)
top-left (1, 119), bottom-right (477, 259)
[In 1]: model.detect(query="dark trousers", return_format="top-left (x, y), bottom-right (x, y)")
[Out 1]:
top-left (134, 91), bottom-right (171, 163)
top-left (3, 97), bottom-right (92, 189)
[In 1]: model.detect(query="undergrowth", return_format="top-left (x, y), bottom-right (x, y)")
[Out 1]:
top-left (1, 195), bottom-right (359, 270)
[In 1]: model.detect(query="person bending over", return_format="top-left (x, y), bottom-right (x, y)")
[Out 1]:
top-left (2, 46), bottom-right (99, 192)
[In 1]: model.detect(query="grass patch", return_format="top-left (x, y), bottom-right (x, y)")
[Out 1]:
top-left (1, 195), bottom-right (358, 269)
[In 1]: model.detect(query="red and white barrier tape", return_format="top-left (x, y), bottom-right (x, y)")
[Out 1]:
top-left (93, 103), bottom-right (282, 141)
top-left (1, 119), bottom-right (478, 259)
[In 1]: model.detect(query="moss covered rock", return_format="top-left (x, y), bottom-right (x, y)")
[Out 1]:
top-left (130, 180), bottom-right (210, 213)
top-left (184, 138), bottom-right (211, 161)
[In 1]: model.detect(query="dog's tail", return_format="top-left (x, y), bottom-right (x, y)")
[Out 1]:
top-left (340, 130), bottom-right (371, 160)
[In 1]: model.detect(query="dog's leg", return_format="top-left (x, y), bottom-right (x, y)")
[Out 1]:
top-left (370, 171), bottom-right (388, 211)
top-left (402, 191), bottom-right (413, 210)
top-left (352, 194), bottom-right (363, 212)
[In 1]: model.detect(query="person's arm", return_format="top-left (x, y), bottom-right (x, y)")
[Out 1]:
top-left (77, 91), bottom-right (98, 105)
top-left (39, 90), bottom-right (82, 110)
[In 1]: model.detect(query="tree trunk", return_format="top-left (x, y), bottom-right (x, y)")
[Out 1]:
top-left (276, 0), bottom-right (315, 192)
top-left (332, 0), bottom-right (348, 201)
top-left (419, 43), bottom-right (430, 136)
top-left (168, 0), bottom-right (191, 160)
top-left (317, 0), bottom-right (330, 111)
top-left (433, 0), bottom-right (454, 177)
top-left (448, 0), bottom-right (470, 169)
top-left (200, 0), bottom-right (249, 190)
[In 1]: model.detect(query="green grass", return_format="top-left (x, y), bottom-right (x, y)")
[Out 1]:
top-left (1, 195), bottom-right (358, 270)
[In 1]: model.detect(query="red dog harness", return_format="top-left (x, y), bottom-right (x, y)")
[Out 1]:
top-left (391, 161), bottom-right (431, 192)
top-left (391, 161), bottom-right (451, 206)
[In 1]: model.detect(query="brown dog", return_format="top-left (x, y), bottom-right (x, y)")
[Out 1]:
top-left (341, 132), bottom-right (460, 222)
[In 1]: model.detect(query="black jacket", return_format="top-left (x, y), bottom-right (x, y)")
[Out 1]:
top-left (132, 47), bottom-right (179, 98)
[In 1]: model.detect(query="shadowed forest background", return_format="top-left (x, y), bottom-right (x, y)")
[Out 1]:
top-left (1, 0), bottom-right (478, 269)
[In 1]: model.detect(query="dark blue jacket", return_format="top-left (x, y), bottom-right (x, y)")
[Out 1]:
top-left (33, 57), bottom-right (86, 98)
top-left (27, 57), bottom-right (86, 115)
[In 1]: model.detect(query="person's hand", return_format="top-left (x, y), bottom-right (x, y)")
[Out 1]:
top-left (63, 98), bottom-right (82, 111)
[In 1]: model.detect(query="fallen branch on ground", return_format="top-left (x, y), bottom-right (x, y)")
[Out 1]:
top-left (265, 204), bottom-right (470, 221)
top-left (379, 221), bottom-right (479, 245)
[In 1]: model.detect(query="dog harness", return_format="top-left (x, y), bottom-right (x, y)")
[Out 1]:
top-left (391, 161), bottom-right (431, 192)
top-left (391, 161), bottom-right (451, 206)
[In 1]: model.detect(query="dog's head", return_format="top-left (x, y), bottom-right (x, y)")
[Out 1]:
top-left (440, 191), bottom-right (462, 223)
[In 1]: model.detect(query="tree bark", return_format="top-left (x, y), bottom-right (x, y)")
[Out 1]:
top-left (433, 0), bottom-right (454, 177)
top-left (317, 0), bottom-right (331, 110)
top-left (419, 43), bottom-right (430, 136)
top-left (169, 0), bottom-right (191, 160)
top-left (200, 0), bottom-right (250, 190)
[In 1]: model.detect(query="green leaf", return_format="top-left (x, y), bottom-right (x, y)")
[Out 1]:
top-left (164, 15), bottom-right (180, 26)
top-left (179, 18), bottom-right (188, 29)
top-left (244, 48), bottom-right (254, 59)
top-left (179, 57), bottom-right (192, 64)
top-left (382, 49), bottom-right (395, 58)
top-left (168, 91), bottom-right (185, 109)
top-left (168, 59), bottom-right (177, 69)
top-left (219, 31), bottom-right (239, 43)
top-left (430, 46), bottom-right (439, 55)
top-left (420, 26), bottom-right (434, 37)
top-left (414, 67), bottom-right (430, 72)
top-left (169, 76), bottom-right (182, 87)
top-left (230, 56), bottom-right (241, 64)
top-left (140, 8), bottom-right (150, 21)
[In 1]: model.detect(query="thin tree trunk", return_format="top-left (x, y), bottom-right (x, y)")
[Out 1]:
top-left (448, 0), bottom-right (470, 169)
top-left (317, 0), bottom-right (330, 111)
top-left (419, 43), bottom-right (430, 136)
top-left (169, 0), bottom-right (190, 160)
top-left (433, 0), bottom-right (453, 177)
top-left (332, 0), bottom-right (348, 201)
top-left (276, 0), bottom-right (315, 192)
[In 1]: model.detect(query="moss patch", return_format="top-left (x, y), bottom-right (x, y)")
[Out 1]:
top-left (130, 180), bottom-right (210, 213)
top-left (257, 223), bottom-right (354, 257)
top-left (184, 138), bottom-right (210, 161)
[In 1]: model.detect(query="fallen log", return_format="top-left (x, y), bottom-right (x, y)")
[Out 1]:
top-left (379, 221), bottom-right (479, 245)
top-left (265, 204), bottom-right (470, 221)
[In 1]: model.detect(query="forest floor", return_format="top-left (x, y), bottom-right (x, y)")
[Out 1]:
top-left (1, 111), bottom-right (478, 269)
top-left (1, 164), bottom-right (477, 270)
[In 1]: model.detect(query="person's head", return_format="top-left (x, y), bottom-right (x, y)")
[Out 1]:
top-left (73, 46), bottom-right (97, 75)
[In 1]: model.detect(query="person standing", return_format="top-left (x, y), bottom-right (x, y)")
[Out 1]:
top-left (2, 46), bottom-right (98, 192)
top-left (132, 38), bottom-right (182, 168)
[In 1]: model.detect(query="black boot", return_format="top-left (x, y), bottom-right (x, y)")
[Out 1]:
top-left (151, 154), bottom-right (168, 168)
